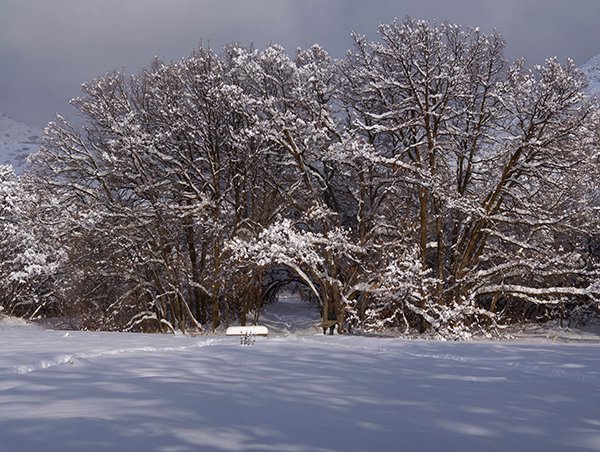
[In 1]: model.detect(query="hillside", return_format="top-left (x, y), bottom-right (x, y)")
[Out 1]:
top-left (581, 54), bottom-right (600, 96)
top-left (0, 112), bottom-right (41, 173)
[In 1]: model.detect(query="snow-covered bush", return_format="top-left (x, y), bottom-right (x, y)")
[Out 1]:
top-left (0, 165), bottom-right (64, 318)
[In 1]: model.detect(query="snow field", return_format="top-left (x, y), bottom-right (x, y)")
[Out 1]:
top-left (1, 317), bottom-right (599, 452)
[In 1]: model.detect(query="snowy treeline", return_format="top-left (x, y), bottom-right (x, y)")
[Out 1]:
top-left (2, 18), bottom-right (599, 337)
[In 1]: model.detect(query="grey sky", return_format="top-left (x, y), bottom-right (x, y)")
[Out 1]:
top-left (2, 0), bottom-right (600, 127)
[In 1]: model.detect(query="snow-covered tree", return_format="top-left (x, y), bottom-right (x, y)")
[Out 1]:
top-left (336, 18), bottom-right (600, 335)
top-left (29, 52), bottom-right (232, 332)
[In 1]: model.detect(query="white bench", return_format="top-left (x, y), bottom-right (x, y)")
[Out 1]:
top-left (225, 325), bottom-right (269, 337)
top-left (318, 320), bottom-right (338, 335)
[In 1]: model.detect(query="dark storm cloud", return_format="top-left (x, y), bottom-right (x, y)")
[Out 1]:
top-left (2, 0), bottom-right (600, 126)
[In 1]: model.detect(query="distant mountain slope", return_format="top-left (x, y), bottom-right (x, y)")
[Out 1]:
top-left (0, 112), bottom-right (41, 173)
top-left (580, 54), bottom-right (600, 97)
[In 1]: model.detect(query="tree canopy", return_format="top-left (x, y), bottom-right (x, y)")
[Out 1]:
top-left (3, 18), bottom-right (599, 338)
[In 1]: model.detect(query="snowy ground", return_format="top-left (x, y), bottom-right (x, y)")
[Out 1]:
top-left (1, 297), bottom-right (600, 452)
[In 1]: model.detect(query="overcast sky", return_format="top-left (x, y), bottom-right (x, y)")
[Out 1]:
top-left (2, 0), bottom-right (600, 127)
